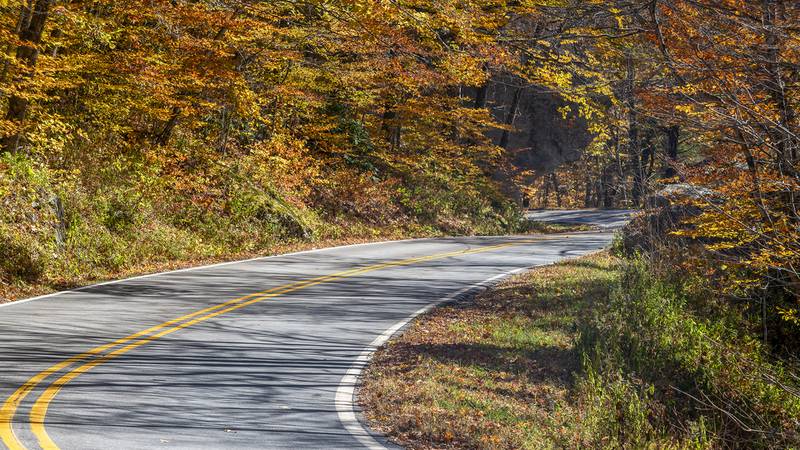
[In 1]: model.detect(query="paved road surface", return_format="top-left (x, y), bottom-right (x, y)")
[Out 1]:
top-left (0, 229), bottom-right (619, 449)
top-left (526, 209), bottom-right (634, 229)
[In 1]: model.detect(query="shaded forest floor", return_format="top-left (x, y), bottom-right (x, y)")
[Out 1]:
top-left (360, 252), bottom-right (800, 449)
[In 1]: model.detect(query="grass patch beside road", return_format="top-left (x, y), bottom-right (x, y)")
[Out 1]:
top-left (360, 252), bottom-right (800, 449)
top-left (360, 253), bottom-right (620, 449)
top-left (523, 221), bottom-right (595, 234)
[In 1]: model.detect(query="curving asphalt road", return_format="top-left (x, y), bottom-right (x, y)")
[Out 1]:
top-left (526, 209), bottom-right (633, 229)
top-left (0, 216), bottom-right (622, 450)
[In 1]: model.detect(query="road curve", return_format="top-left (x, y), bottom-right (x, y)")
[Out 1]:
top-left (0, 232), bottom-right (614, 450)
top-left (526, 209), bottom-right (634, 229)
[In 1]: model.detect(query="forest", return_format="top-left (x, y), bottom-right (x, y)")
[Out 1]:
top-left (0, 0), bottom-right (798, 446)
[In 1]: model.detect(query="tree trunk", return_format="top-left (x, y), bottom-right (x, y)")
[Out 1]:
top-left (584, 172), bottom-right (593, 208)
top-left (551, 172), bottom-right (562, 208)
top-left (4, 0), bottom-right (54, 153)
top-left (601, 164), bottom-right (615, 208)
top-left (762, 0), bottom-right (798, 225)
top-left (154, 106), bottom-right (182, 146)
top-left (664, 125), bottom-right (679, 178)
top-left (611, 131), bottom-right (628, 206)
top-left (474, 84), bottom-right (488, 109)
top-left (640, 129), bottom-right (656, 205)
top-left (1, 2), bottom-right (30, 83)
top-left (626, 52), bottom-right (643, 206)
top-left (762, 0), bottom-right (797, 176)
top-left (381, 105), bottom-right (401, 150)
top-left (498, 86), bottom-right (522, 150)
top-left (540, 175), bottom-right (550, 208)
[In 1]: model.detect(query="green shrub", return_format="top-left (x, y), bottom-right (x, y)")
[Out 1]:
top-left (102, 192), bottom-right (143, 233)
top-left (578, 366), bottom-right (674, 448)
top-left (0, 225), bottom-right (50, 282)
top-left (0, 153), bottom-right (58, 283)
top-left (578, 258), bottom-right (800, 448)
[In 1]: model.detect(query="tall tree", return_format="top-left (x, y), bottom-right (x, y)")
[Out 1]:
top-left (4, 0), bottom-right (53, 153)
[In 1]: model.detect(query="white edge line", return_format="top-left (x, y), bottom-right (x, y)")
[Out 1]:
top-left (334, 265), bottom-right (531, 450)
top-left (334, 243), bottom-right (614, 449)
top-left (0, 237), bottom-right (424, 309)
top-left (1, 230), bottom-right (610, 309)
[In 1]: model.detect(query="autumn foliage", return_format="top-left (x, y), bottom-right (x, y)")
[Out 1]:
top-left (510, 1), bottom-right (800, 354)
top-left (0, 0), bottom-right (798, 445)
top-left (0, 0), bottom-right (527, 296)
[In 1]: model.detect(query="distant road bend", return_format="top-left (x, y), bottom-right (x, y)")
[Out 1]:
top-left (0, 211), bottom-right (626, 450)
top-left (526, 208), bottom-right (633, 229)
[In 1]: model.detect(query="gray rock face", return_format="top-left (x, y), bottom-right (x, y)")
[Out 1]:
top-left (650, 183), bottom-right (720, 207)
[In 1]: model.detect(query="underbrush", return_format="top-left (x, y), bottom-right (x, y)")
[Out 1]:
top-left (360, 252), bottom-right (800, 449)
top-left (579, 257), bottom-right (800, 448)
top-left (0, 151), bottom-right (522, 301)
top-left (523, 220), bottom-right (595, 234)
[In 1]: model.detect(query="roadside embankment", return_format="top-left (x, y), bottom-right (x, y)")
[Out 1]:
top-left (360, 250), bottom-right (800, 449)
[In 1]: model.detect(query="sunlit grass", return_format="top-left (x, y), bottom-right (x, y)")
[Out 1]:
top-left (361, 252), bottom-right (800, 449)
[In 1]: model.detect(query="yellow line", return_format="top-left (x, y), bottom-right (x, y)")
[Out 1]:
top-left (2, 240), bottom-right (535, 449)
top-left (0, 272), bottom-right (364, 450)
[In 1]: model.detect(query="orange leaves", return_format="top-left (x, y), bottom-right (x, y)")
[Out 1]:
top-left (666, 159), bottom-right (800, 304)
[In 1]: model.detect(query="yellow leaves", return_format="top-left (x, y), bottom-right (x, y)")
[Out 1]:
top-left (529, 63), bottom-right (573, 89)
top-left (608, 7), bottom-right (625, 29)
top-left (777, 307), bottom-right (800, 326)
top-left (437, 52), bottom-right (486, 86)
top-left (231, 81), bottom-right (260, 120)
top-left (664, 165), bottom-right (800, 300)
top-left (0, 119), bottom-right (20, 138)
top-left (675, 103), bottom-right (701, 117)
top-left (557, 105), bottom-right (572, 120)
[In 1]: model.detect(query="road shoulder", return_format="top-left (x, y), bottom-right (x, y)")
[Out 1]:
top-left (358, 252), bottom-right (620, 449)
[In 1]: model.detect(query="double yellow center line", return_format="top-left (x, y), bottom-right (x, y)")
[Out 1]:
top-left (0, 239), bottom-right (543, 450)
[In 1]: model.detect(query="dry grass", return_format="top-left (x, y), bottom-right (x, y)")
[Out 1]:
top-left (0, 235), bottom-right (418, 304)
top-left (359, 252), bottom-right (620, 449)
top-left (524, 221), bottom-right (596, 234)
top-left (0, 221), bottom-right (586, 304)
